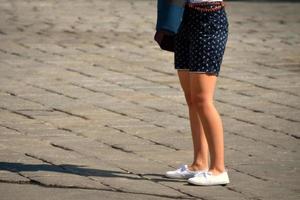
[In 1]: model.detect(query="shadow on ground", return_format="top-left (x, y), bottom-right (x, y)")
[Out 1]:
top-left (0, 162), bottom-right (187, 183)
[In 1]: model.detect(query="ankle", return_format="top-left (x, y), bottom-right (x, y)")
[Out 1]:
top-left (189, 163), bottom-right (209, 171)
top-left (209, 167), bottom-right (226, 175)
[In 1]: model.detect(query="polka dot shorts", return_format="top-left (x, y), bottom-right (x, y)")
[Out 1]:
top-left (174, 3), bottom-right (229, 76)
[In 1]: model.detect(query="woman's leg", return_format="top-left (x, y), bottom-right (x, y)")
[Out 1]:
top-left (189, 73), bottom-right (225, 175)
top-left (177, 70), bottom-right (209, 171)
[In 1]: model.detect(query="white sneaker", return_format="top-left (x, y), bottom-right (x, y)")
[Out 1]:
top-left (187, 170), bottom-right (230, 186)
top-left (165, 164), bottom-right (208, 179)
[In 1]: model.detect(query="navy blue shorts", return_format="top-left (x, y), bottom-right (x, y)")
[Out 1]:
top-left (174, 3), bottom-right (229, 76)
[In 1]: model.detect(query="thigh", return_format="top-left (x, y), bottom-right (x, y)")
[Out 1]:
top-left (177, 70), bottom-right (191, 95)
top-left (189, 73), bottom-right (217, 102)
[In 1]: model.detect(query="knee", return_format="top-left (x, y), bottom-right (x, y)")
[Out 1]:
top-left (190, 93), bottom-right (213, 112)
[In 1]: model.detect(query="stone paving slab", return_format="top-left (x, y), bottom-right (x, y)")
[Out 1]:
top-left (0, 0), bottom-right (299, 200)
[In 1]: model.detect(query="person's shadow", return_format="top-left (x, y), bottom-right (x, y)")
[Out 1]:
top-left (1, 162), bottom-right (197, 199)
top-left (0, 162), bottom-right (186, 183)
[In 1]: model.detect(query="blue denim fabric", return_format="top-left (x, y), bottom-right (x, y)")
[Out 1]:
top-left (156, 0), bottom-right (185, 33)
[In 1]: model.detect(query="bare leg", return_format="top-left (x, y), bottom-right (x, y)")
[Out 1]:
top-left (177, 70), bottom-right (209, 171)
top-left (189, 73), bottom-right (225, 175)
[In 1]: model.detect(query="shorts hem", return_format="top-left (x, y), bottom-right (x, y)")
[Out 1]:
top-left (175, 69), bottom-right (219, 76)
top-left (189, 71), bottom-right (219, 76)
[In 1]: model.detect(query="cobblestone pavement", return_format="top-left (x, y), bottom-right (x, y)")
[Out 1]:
top-left (0, 0), bottom-right (299, 199)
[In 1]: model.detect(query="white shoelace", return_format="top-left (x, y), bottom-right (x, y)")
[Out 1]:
top-left (178, 164), bottom-right (187, 172)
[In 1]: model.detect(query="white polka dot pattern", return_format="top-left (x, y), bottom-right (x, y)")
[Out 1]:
top-left (174, 5), bottom-right (229, 76)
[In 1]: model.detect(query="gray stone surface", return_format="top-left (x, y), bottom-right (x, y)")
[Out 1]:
top-left (0, 0), bottom-right (299, 200)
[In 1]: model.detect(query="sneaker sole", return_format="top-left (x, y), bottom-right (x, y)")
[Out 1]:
top-left (188, 180), bottom-right (230, 186)
top-left (165, 174), bottom-right (189, 179)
